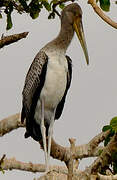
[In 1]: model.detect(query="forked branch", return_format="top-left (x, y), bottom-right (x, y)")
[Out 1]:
top-left (0, 114), bottom-right (110, 173)
top-left (88, 0), bottom-right (117, 29)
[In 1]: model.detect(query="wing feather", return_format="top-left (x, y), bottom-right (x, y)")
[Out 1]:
top-left (21, 50), bottom-right (48, 123)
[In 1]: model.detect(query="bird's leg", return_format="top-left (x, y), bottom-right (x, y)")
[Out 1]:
top-left (40, 99), bottom-right (48, 172)
top-left (47, 108), bottom-right (56, 171)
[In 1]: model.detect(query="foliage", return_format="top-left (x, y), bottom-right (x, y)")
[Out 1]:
top-left (0, 0), bottom-right (66, 30)
top-left (102, 117), bottom-right (117, 174)
top-left (99, 0), bottom-right (110, 12)
top-left (102, 117), bottom-right (117, 145)
top-left (0, 0), bottom-right (115, 30)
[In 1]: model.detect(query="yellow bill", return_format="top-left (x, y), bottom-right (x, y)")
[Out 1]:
top-left (73, 17), bottom-right (89, 65)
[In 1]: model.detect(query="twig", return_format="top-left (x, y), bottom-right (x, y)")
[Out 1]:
top-left (10, 0), bottom-right (24, 13)
top-left (88, 0), bottom-right (117, 29)
top-left (1, 0), bottom-right (25, 13)
top-left (67, 138), bottom-right (76, 180)
top-left (52, 0), bottom-right (75, 17)
top-left (0, 32), bottom-right (29, 49)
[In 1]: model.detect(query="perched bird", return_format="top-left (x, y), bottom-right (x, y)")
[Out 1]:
top-left (21, 3), bottom-right (89, 172)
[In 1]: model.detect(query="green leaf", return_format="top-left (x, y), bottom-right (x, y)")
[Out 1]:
top-left (113, 162), bottom-right (117, 174)
top-left (99, 0), bottom-right (110, 12)
top-left (112, 152), bottom-right (117, 161)
top-left (110, 129), bottom-right (115, 136)
top-left (30, 10), bottom-right (40, 19)
top-left (104, 135), bottom-right (111, 146)
top-left (59, 3), bottom-right (65, 9)
top-left (42, 1), bottom-right (51, 11)
top-left (102, 125), bottom-right (111, 132)
top-left (103, 128), bottom-right (115, 146)
top-left (5, 2), bottom-right (13, 30)
top-left (9, 2), bottom-right (13, 12)
top-left (6, 12), bottom-right (12, 30)
top-left (29, 1), bottom-right (41, 19)
top-left (110, 117), bottom-right (117, 132)
top-left (19, 0), bottom-right (29, 12)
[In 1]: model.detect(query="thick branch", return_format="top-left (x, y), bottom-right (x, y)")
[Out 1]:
top-left (37, 171), bottom-right (68, 180)
top-left (98, 173), bottom-right (117, 180)
top-left (0, 113), bottom-right (114, 179)
top-left (73, 130), bottom-right (109, 160)
top-left (0, 32), bottom-right (29, 49)
top-left (88, 0), bottom-right (117, 29)
top-left (2, 156), bottom-right (117, 180)
top-left (0, 113), bottom-right (25, 136)
top-left (1, 157), bottom-right (67, 173)
top-left (84, 134), bottom-right (117, 175)
top-left (0, 113), bottom-right (107, 161)
top-left (39, 136), bottom-right (106, 164)
top-left (67, 138), bottom-right (76, 180)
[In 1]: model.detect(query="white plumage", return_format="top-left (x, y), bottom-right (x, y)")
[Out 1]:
top-left (35, 53), bottom-right (68, 125)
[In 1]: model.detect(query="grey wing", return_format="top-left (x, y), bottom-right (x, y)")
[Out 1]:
top-left (21, 50), bottom-right (48, 123)
top-left (55, 55), bottom-right (72, 119)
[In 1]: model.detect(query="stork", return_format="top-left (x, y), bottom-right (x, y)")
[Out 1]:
top-left (21, 3), bottom-right (89, 172)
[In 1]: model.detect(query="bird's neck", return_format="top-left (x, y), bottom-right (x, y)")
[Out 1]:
top-left (44, 23), bottom-right (74, 54)
top-left (55, 23), bottom-right (74, 52)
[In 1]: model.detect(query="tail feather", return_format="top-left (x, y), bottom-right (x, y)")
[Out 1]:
top-left (25, 118), bottom-right (49, 142)
top-left (21, 105), bottom-right (49, 141)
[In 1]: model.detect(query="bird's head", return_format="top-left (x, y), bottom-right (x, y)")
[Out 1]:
top-left (61, 3), bottom-right (89, 65)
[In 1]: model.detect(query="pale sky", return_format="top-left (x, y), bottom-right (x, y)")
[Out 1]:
top-left (0, 1), bottom-right (117, 179)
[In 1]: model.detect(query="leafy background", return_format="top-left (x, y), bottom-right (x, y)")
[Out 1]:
top-left (0, 0), bottom-right (113, 30)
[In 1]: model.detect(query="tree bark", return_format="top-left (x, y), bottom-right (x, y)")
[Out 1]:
top-left (0, 32), bottom-right (29, 49)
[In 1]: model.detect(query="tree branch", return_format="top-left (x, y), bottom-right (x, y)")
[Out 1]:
top-left (67, 138), bottom-right (76, 180)
top-left (0, 113), bottom-right (108, 161)
top-left (37, 171), bottom-right (68, 180)
top-left (0, 113), bottom-right (115, 179)
top-left (0, 113), bottom-right (25, 136)
top-left (1, 0), bottom-right (26, 13)
top-left (0, 32), bottom-right (29, 49)
top-left (73, 130), bottom-right (109, 160)
top-left (88, 0), bottom-right (117, 29)
top-left (98, 173), bottom-right (117, 180)
top-left (39, 133), bottom-right (107, 164)
top-left (82, 133), bottom-right (117, 177)
top-left (1, 156), bottom-right (67, 173)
